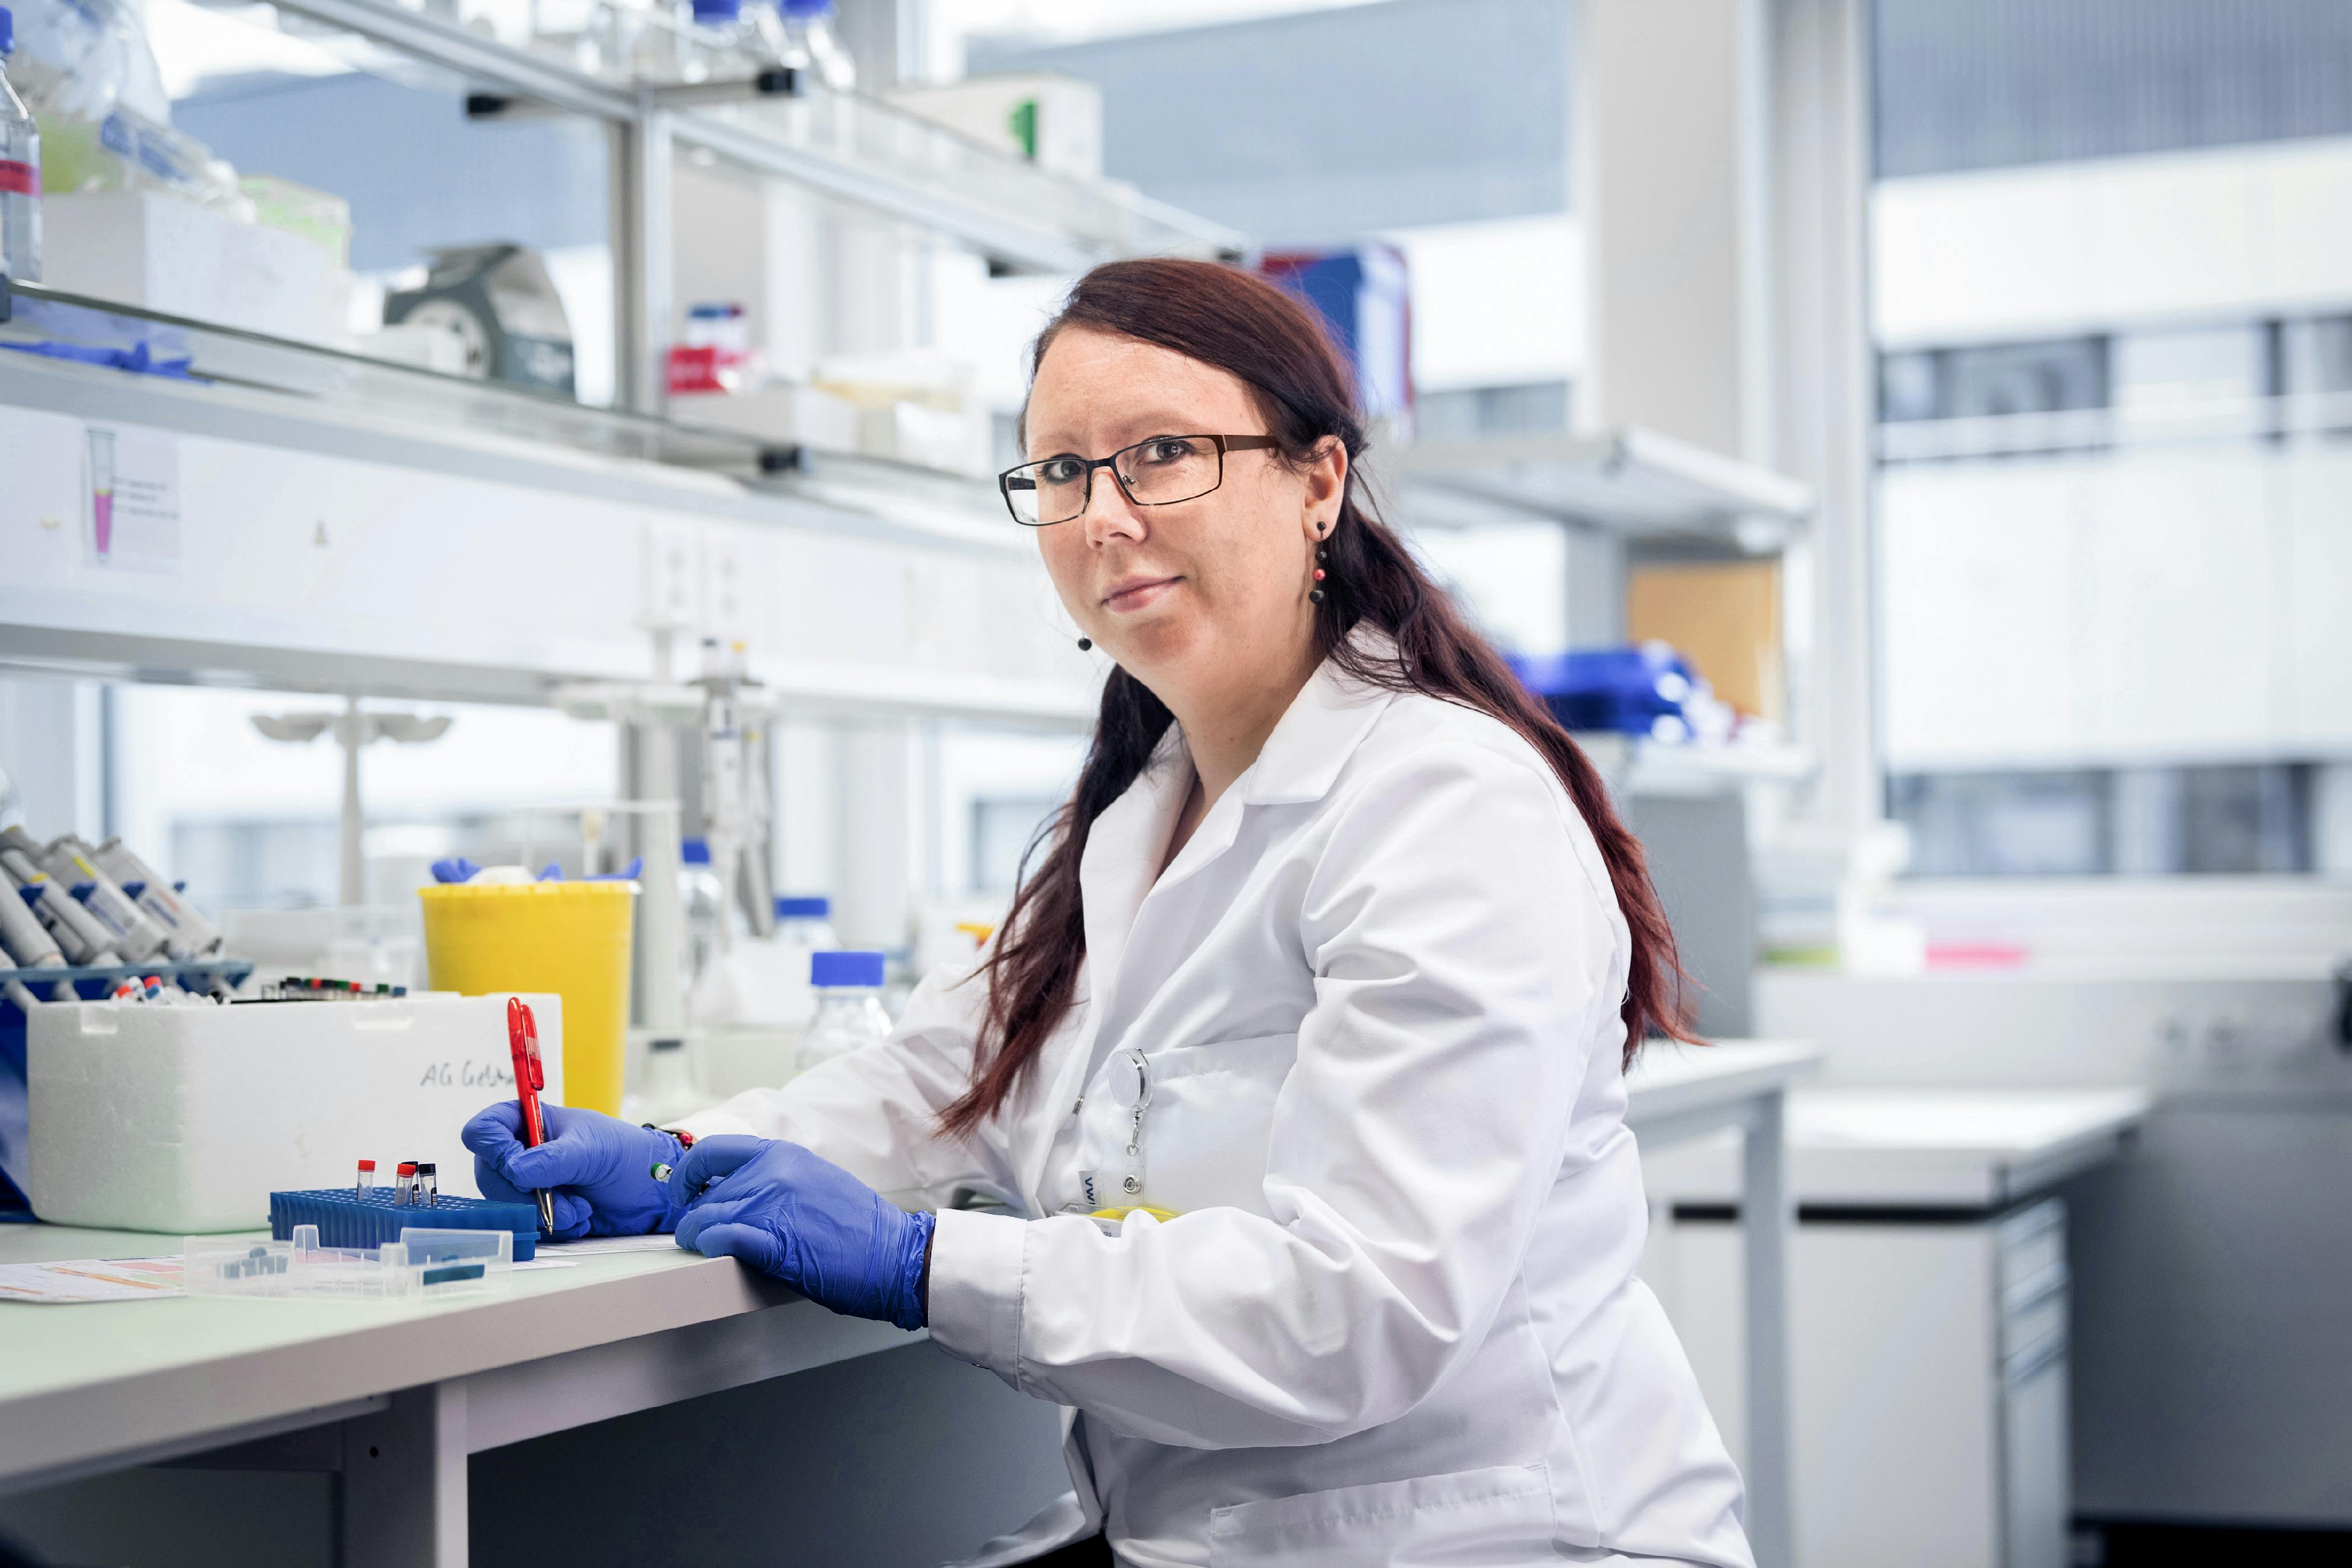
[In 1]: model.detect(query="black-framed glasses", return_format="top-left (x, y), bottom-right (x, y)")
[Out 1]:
top-left (998, 434), bottom-right (1281, 527)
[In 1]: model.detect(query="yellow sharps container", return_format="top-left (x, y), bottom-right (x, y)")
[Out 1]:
top-left (419, 880), bottom-right (636, 1115)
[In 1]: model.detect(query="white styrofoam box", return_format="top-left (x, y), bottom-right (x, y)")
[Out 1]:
top-left (42, 191), bottom-right (355, 350)
top-left (28, 992), bottom-right (563, 1234)
top-left (889, 73), bottom-right (1104, 179)
top-left (669, 381), bottom-right (861, 452)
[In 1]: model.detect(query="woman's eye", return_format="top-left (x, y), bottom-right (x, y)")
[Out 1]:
top-left (1038, 458), bottom-right (1086, 484)
top-left (1140, 438), bottom-right (1195, 465)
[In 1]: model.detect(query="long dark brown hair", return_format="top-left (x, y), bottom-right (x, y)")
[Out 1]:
top-left (939, 258), bottom-right (1693, 1137)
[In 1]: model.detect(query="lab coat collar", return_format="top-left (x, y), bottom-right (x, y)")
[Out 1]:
top-left (1074, 724), bottom-right (1193, 1026)
top-left (1239, 625), bottom-right (1403, 806)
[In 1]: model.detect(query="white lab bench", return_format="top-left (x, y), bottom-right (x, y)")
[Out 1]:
top-left (0, 1231), bottom-right (917, 1564)
top-left (1642, 1085), bottom-right (2152, 1568)
top-left (1622, 1038), bottom-right (1822, 1568)
top-left (0, 1042), bottom-right (1821, 1568)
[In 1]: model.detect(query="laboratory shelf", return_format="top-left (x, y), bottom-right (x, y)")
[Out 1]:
top-left (4, 281), bottom-right (768, 475)
top-left (0, 280), bottom-right (1025, 555)
top-left (1387, 426), bottom-right (1815, 546)
top-left (264, 0), bottom-right (1247, 275)
top-left (1573, 733), bottom-right (1819, 797)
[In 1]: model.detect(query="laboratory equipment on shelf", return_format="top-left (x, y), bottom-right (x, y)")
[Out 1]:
top-left (678, 836), bottom-right (731, 984)
top-left (88, 834), bottom-right (224, 958)
top-left (251, 697), bottom-right (454, 906)
top-left (0, 6), bottom-right (40, 286)
top-left (2, 826), bottom-right (165, 963)
top-left (797, 950), bottom-right (890, 1069)
top-left (382, 243), bottom-right (578, 393)
top-left (779, 0), bottom-right (853, 90)
top-left (2, 845), bottom-right (122, 969)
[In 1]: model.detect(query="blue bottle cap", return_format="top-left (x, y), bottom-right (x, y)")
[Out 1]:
top-left (691, 0), bottom-right (741, 21)
top-left (774, 895), bottom-right (830, 920)
top-left (0, 8), bottom-right (14, 55)
top-left (810, 950), bottom-right (885, 988)
top-left (780, 0), bottom-right (836, 16)
top-left (680, 837), bottom-right (711, 865)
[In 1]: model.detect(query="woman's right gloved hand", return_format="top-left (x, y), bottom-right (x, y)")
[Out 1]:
top-left (461, 1102), bottom-right (684, 1240)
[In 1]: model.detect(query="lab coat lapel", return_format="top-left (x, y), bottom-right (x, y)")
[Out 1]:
top-left (1020, 729), bottom-right (1192, 1204)
top-left (1098, 639), bottom-right (1402, 1032)
top-left (1075, 726), bottom-right (1193, 1004)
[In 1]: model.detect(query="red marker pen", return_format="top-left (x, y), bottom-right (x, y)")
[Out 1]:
top-left (505, 996), bottom-right (557, 1238)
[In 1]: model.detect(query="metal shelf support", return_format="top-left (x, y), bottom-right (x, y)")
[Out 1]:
top-left (612, 105), bottom-right (677, 417)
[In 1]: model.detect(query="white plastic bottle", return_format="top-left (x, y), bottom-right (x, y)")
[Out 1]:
top-left (798, 950), bottom-right (890, 1069)
top-left (0, 5), bottom-right (41, 285)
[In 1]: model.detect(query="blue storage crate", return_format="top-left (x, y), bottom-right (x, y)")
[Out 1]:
top-left (270, 1188), bottom-right (543, 1260)
top-left (1509, 646), bottom-right (1701, 736)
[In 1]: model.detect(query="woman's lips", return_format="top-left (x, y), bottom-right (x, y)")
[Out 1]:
top-left (1102, 575), bottom-right (1180, 613)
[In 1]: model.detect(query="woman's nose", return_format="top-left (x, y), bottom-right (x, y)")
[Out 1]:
top-left (1081, 468), bottom-right (1148, 545)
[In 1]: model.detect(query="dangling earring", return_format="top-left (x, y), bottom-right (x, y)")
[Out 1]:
top-left (1309, 522), bottom-right (1329, 604)
top-left (1077, 636), bottom-right (1093, 651)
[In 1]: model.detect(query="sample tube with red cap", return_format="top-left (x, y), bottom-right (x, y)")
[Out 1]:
top-left (394, 1162), bottom-right (417, 1206)
top-left (355, 1159), bottom-right (376, 1197)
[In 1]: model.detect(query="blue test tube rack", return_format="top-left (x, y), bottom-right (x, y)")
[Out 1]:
top-left (270, 1189), bottom-right (544, 1261)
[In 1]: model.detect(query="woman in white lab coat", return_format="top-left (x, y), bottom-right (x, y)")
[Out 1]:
top-left (466, 259), bottom-right (1751, 1568)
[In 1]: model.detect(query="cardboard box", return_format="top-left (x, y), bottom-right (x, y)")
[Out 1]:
top-left (1627, 558), bottom-right (1785, 721)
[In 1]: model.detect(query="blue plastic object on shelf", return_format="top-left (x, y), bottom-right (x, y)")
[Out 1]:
top-left (270, 1188), bottom-right (544, 1260)
top-left (1509, 645), bottom-right (1699, 736)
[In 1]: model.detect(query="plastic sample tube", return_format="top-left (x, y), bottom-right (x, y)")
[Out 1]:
top-left (417, 1163), bottom-right (438, 1206)
top-left (394, 1162), bottom-right (417, 1206)
top-left (356, 1160), bottom-right (376, 1196)
top-left (90, 837), bottom-right (224, 959)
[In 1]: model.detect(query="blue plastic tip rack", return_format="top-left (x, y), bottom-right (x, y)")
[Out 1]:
top-left (270, 1189), bottom-right (543, 1261)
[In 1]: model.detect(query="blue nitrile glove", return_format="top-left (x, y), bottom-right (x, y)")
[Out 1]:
top-left (462, 1101), bottom-right (684, 1240)
top-left (668, 1136), bottom-right (935, 1330)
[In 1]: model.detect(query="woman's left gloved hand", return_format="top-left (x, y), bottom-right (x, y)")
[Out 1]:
top-left (667, 1135), bottom-right (935, 1330)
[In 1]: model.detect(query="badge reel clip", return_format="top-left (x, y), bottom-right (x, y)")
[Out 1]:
top-left (1085, 1048), bottom-right (1178, 1230)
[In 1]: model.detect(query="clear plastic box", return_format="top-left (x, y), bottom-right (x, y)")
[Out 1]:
top-left (183, 1224), bottom-right (514, 1302)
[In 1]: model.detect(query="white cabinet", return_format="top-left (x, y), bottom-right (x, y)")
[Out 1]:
top-left (1649, 1198), bottom-right (2070, 1568)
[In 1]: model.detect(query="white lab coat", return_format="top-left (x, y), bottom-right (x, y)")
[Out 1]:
top-left (677, 637), bottom-right (1753, 1568)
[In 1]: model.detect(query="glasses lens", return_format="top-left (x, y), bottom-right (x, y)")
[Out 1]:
top-left (1006, 457), bottom-right (1090, 525)
top-left (1118, 437), bottom-right (1221, 505)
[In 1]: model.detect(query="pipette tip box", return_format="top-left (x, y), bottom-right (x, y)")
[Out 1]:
top-left (270, 1189), bottom-right (542, 1260)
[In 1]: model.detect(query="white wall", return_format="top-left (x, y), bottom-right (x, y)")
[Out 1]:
top-left (1879, 443), bottom-right (2352, 771)
top-left (1874, 135), bottom-right (2352, 346)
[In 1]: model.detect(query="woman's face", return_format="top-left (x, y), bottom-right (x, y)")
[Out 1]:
top-left (1023, 326), bottom-right (1344, 711)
